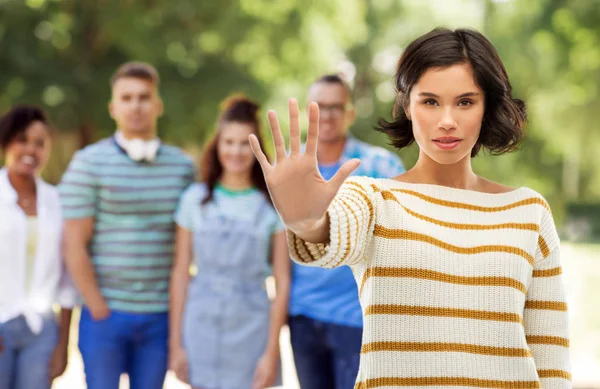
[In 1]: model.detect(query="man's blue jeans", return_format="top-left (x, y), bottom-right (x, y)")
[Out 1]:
top-left (0, 315), bottom-right (57, 389)
top-left (289, 315), bottom-right (362, 389)
top-left (78, 307), bottom-right (169, 389)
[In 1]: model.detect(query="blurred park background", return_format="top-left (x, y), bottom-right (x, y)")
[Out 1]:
top-left (1, 0), bottom-right (599, 387)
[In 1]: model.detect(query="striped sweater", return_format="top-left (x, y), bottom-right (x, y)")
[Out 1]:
top-left (288, 176), bottom-right (571, 389)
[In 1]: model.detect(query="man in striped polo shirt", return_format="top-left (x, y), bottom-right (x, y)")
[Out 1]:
top-left (59, 62), bottom-right (194, 389)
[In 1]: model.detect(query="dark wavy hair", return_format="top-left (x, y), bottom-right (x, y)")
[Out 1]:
top-left (0, 105), bottom-right (50, 151)
top-left (201, 95), bottom-right (270, 205)
top-left (377, 27), bottom-right (527, 157)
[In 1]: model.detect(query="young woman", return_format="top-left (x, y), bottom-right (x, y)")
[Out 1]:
top-left (0, 105), bottom-right (76, 389)
top-left (250, 28), bottom-right (571, 389)
top-left (169, 96), bottom-right (290, 389)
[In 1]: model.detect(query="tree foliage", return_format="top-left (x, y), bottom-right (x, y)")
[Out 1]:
top-left (1, 0), bottom-right (598, 226)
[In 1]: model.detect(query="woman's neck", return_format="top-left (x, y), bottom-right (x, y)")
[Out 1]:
top-left (407, 152), bottom-right (480, 190)
top-left (218, 172), bottom-right (253, 190)
top-left (7, 169), bottom-right (36, 196)
top-left (118, 128), bottom-right (157, 141)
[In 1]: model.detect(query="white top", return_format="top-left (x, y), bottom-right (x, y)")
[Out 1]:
top-left (0, 168), bottom-right (76, 334)
top-left (288, 176), bottom-right (571, 389)
top-left (25, 216), bottom-right (38, 293)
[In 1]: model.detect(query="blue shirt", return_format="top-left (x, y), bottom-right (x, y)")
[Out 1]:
top-left (290, 135), bottom-right (405, 327)
top-left (59, 138), bottom-right (195, 313)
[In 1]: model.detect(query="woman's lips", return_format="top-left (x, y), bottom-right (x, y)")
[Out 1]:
top-left (432, 137), bottom-right (462, 150)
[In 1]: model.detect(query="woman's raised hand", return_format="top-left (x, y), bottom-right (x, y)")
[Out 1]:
top-left (249, 98), bottom-right (359, 239)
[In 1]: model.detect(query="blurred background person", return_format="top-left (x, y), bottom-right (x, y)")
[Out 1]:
top-left (58, 62), bottom-right (195, 389)
top-left (1, 1), bottom-right (597, 387)
top-left (287, 74), bottom-right (405, 389)
top-left (169, 96), bottom-right (290, 389)
top-left (0, 105), bottom-right (76, 389)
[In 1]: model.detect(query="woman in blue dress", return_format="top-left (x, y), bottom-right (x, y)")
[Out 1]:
top-left (169, 96), bottom-right (291, 389)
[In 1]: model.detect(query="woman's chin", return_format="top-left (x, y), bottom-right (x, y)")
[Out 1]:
top-left (11, 164), bottom-right (38, 178)
top-left (223, 165), bottom-right (252, 175)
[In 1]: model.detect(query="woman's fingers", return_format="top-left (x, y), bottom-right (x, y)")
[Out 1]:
top-left (330, 158), bottom-right (361, 189)
top-left (176, 364), bottom-right (189, 384)
top-left (268, 110), bottom-right (287, 163)
top-left (254, 99), bottom-right (321, 179)
top-left (249, 134), bottom-right (273, 174)
top-left (304, 102), bottom-right (320, 157)
top-left (288, 98), bottom-right (301, 156)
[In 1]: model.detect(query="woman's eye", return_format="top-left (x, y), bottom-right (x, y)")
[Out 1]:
top-left (458, 99), bottom-right (473, 106)
top-left (423, 99), bottom-right (438, 106)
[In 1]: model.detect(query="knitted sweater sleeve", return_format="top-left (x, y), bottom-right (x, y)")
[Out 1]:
top-left (524, 206), bottom-right (572, 388)
top-left (287, 176), bottom-right (378, 269)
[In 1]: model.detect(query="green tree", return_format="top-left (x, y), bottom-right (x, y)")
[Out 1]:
top-left (1, 0), bottom-right (598, 228)
top-left (0, 0), bottom-right (368, 182)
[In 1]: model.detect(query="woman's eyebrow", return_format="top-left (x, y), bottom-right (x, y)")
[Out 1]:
top-left (418, 92), bottom-right (481, 98)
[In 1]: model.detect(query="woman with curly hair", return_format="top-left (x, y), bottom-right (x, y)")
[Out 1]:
top-left (0, 105), bottom-right (76, 389)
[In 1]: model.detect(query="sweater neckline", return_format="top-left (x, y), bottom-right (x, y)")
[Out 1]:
top-left (381, 179), bottom-right (529, 198)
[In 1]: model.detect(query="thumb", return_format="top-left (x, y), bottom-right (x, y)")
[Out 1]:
top-left (329, 158), bottom-right (360, 189)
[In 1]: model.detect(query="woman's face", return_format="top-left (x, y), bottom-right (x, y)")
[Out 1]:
top-left (4, 120), bottom-right (51, 177)
top-left (406, 62), bottom-right (485, 165)
top-left (217, 122), bottom-right (256, 175)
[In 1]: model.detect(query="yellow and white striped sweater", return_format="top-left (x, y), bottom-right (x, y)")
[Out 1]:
top-left (288, 176), bottom-right (571, 389)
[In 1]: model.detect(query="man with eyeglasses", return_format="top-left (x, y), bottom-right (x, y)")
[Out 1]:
top-left (288, 74), bottom-right (405, 389)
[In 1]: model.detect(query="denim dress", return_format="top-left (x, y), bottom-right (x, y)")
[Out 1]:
top-left (180, 185), bottom-right (281, 389)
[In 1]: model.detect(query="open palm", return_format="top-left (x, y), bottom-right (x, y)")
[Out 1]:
top-left (249, 99), bottom-right (360, 236)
